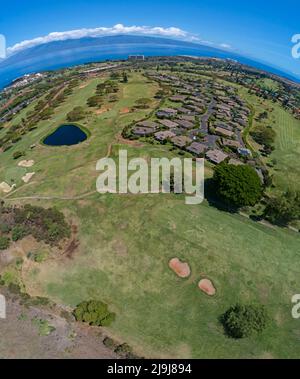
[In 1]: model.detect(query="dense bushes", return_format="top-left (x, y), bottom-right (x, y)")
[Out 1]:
top-left (221, 304), bottom-right (269, 339)
top-left (73, 300), bottom-right (116, 327)
top-left (13, 151), bottom-right (25, 160)
top-left (87, 95), bottom-right (103, 107)
top-left (250, 125), bottom-right (276, 154)
top-left (0, 236), bottom-right (10, 250)
top-left (13, 205), bottom-right (71, 244)
top-left (12, 225), bottom-right (29, 242)
top-left (264, 191), bottom-right (300, 226)
top-left (213, 163), bottom-right (263, 208)
top-left (67, 106), bottom-right (85, 122)
top-left (0, 203), bottom-right (71, 250)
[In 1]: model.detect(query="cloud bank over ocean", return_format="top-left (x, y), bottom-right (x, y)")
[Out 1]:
top-left (7, 23), bottom-right (232, 56)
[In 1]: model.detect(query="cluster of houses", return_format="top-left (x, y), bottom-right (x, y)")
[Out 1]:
top-left (131, 72), bottom-right (253, 166)
top-left (7, 73), bottom-right (45, 90)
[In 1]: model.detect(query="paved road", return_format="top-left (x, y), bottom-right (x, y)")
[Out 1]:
top-left (200, 99), bottom-right (215, 133)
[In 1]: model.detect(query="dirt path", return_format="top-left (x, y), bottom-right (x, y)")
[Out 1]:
top-left (4, 190), bottom-right (98, 202)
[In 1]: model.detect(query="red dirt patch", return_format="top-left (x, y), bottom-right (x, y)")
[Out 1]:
top-left (169, 258), bottom-right (191, 278)
top-left (63, 225), bottom-right (79, 259)
top-left (198, 279), bottom-right (216, 296)
top-left (95, 107), bottom-right (111, 115)
top-left (119, 107), bottom-right (131, 114)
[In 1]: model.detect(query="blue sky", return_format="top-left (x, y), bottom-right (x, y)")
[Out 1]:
top-left (1, 0), bottom-right (300, 78)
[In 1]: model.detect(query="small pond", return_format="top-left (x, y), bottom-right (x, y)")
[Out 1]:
top-left (43, 124), bottom-right (88, 146)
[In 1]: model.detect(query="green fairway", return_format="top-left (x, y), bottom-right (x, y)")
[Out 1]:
top-left (1, 71), bottom-right (300, 359)
top-left (237, 87), bottom-right (300, 193)
top-left (18, 194), bottom-right (300, 359)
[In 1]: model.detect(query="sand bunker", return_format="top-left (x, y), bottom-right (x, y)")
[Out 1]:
top-left (22, 172), bottom-right (35, 183)
top-left (18, 160), bottom-right (34, 168)
top-left (0, 182), bottom-right (13, 193)
top-left (169, 258), bottom-right (191, 278)
top-left (198, 279), bottom-right (216, 296)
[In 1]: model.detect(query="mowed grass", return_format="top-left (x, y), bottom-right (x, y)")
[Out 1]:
top-left (2, 72), bottom-right (300, 358)
top-left (238, 87), bottom-right (300, 193)
top-left (268, 105), bottom-right (300, 193)
top-left (21, 194), bottom-right (300, 359)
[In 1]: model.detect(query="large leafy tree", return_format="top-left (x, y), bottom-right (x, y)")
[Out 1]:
top-left (264, 191), bottom-right (300, 226)
top-left (213, 163), bottom-right (263, 208)
top-left (73, 300), bottom-right (116, 327)
top-left (221, 304), bottom-right (269, 339)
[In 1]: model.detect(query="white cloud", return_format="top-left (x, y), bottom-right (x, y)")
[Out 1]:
top-left (6, 24), bottom-right (235, 57)
top-left (7, 24), bottom-right (201, 55)
top-left (219, 43), bottom-right (232, 49)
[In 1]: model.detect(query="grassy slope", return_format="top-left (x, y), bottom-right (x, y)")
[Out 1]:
top-left (238, 87), bottom-right (300, 193)
top-left (1, 72), bottom-right (300, 359)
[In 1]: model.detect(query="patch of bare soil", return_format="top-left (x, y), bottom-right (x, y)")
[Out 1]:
top-left (198, 279), bottom-right (216, 296)
top-left (95, 107), bottom-right (111, 115)
top-left (63, 225), bottom-right (80, 259)
top-left (169, 258), bottom-right (191, 278)
top-left (0, 290), bottom-right (118, 359)
top-left (119, 107), bottom-right (131, 114)
top-left (112, 239), bottom-right (128, 257)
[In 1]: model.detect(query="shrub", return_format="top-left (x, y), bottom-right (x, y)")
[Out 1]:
top-left (221, 304), bottom-right (269, 339)
top-left (114, 343), bottom-right (133, 358)
top-left (13, 204), bottom-right (71, 245)
top-left (12, 225), bottom-right (29, 242)
top-left (250, 125), bottom-right (275, 150)
top-left (13, 151), bottom-right (25, 160)
top-left (264, 191), bottom-right (300, 226)
top-left (0, 236), bottom-right (10, 250)
top-left (73, 300), bottom-right (116, 327)
top-left (0, 223), bottom-right (11, 233)
top-left (67, 106), bottom-right (85, 122)
top-left (27, 251), bottom-right (48, 263)
top-left (135, 98), bottom-right (152, 109)
top-left (213, 163), bottom-right (263, 208)
top-left (103, 336), bottom-right (118, 350)
top-left (87, 95), bottom-right (103, 107)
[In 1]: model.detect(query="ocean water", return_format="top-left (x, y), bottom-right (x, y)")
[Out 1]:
top-left (0, 43), bottom-right (298, 89)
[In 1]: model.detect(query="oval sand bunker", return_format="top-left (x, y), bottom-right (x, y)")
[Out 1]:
top-left (169, 258), bottom-right (191, 278)
top-left (18, 160), bottom-right (35, 168)
top-left (198, 279), bottom-right (216, 296)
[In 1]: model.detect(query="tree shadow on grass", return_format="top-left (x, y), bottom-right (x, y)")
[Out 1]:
top-left (204, 178), bottom-right (239, 214)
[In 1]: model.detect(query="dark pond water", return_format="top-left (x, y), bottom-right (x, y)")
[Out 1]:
top-left (43, 124), bottom-right (88, 146)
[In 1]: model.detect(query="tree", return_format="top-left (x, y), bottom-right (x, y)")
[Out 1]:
top-left (110, 72), bottom-right (121, 80)
top-left (221, 304), bottom-right (269, 339)
top-left (12, 225), bottom-right (29, 242)
top-left (135, 98), bottom-right (152, 109)
top-left (87, 95), bottom-right (103, 107)
top-left (0, 236), bottom-right (10, 250)
top-left (213, 163), bottom-right (263, 208)
top-left (122, 72), bottom-right (128, 83)
top-left (67, 106), bottom-right (85, 122)
top-left (250, 125), bottom-right (276, 152)
top-left (13, 151), bottom-right (25, 160)
top-left (73, 300), bottom-right (116, 327)
top-left (264, 191), bottom-right (300, 226)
